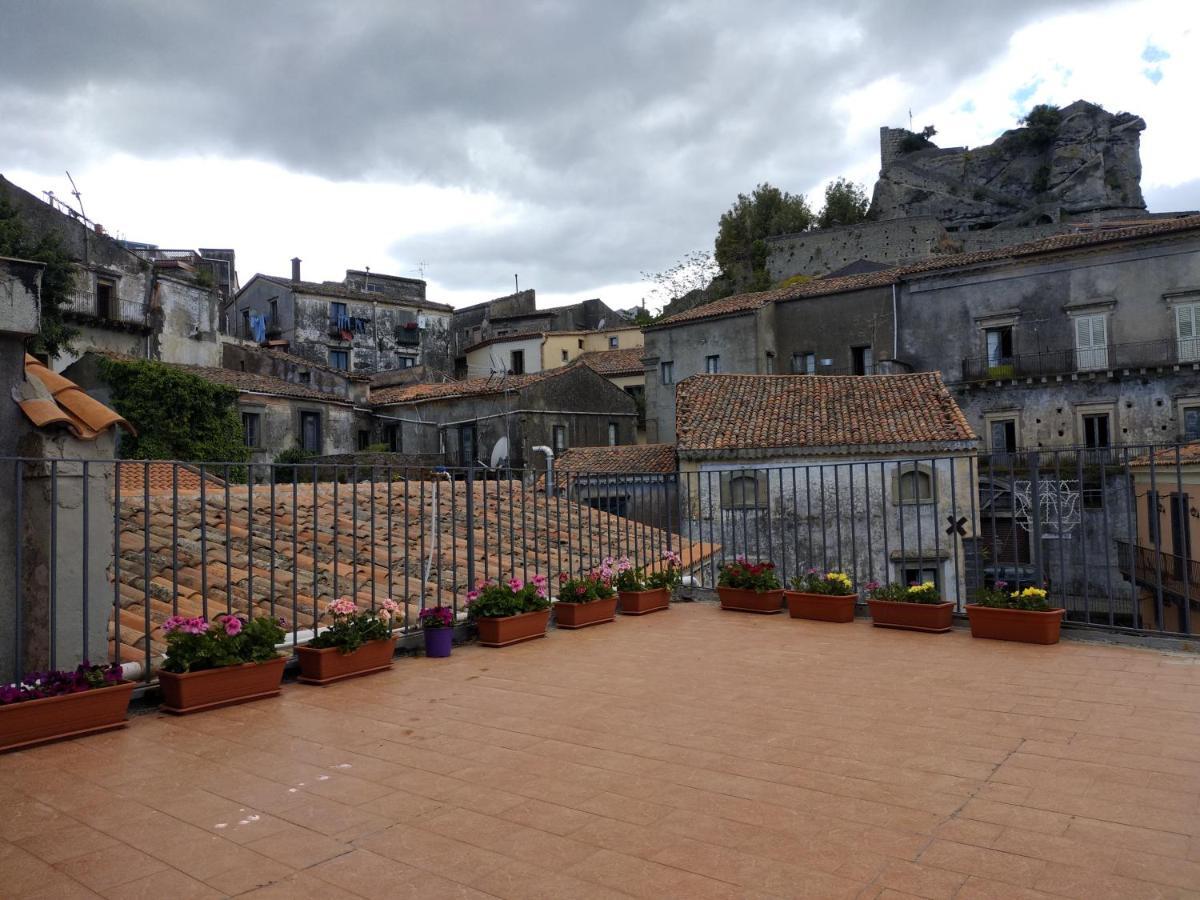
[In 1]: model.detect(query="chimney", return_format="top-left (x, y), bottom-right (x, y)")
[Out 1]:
top-left (291, 257), bottom-right (302, 282)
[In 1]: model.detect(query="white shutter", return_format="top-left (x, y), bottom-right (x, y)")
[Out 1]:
top-left (1177, 304), bottom-right (1199, 362)
top-left (1075, 314), bottom-right (1108, 370)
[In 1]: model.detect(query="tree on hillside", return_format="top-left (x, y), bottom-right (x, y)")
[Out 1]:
top-left (641, 249), bottom-right (720, 311)
top-left (0, 192), bottom-right (77, 358)
top-left (714, 183), bottom-right (813, 292)
top-left (817, 177), bottom-right (871, 229)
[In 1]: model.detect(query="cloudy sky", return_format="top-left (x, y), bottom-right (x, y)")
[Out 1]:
top-left (2, 0), bottom-right (1197, 311)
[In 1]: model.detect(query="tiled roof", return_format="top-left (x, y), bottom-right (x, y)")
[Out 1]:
top-left (111, 478), bottom-right (718, 665)
top-left (675, 373), bottom-right (976, 454)
top-left (370, 369), bottom-right (561, 406)
top-left (649, 215), bottom-right (1200, 330)
top-left (557, 444), bottom-right (676, 474)
top-left (575, 348), bottom-right (646, 377)
top-left (1129, 442), bottom-right (1200, 467)
top-left (257, 274), bottom-right (454, 313)
top-left (462, 331), bottom-right (545, 353)
top-left (16, 354), bottom-right (132, 440)
top-left (117, 461), bottom-right (226, 495)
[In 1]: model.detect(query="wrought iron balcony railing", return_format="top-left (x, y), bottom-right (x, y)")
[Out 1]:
top-left (64, 290), bottom-right (149, 328)
top-left (961, 338), bottom-right (1193, 382)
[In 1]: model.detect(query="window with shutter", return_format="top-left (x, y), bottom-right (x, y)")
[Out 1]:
top-left (1176, 304), bottom-right (1200, 362)
top-left (1074, 314), bottom-right (1108, 370)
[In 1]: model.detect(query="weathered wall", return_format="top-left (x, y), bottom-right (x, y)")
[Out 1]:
top-left (221, 342), bottom-right (364, 402)
top-left (239, 393), bottom-right (362, 467)
top-left (767, 218), bottom-right (946, 281)
top-left (151, 274), bottom-right (221, 367)
top-left (464, 335), bottom-right (544, 377)
top-left (773, 285), bottom-right (896, 373)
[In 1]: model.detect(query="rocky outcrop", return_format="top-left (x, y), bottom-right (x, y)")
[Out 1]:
top-left (870, 101), bottom-right (1146, 229)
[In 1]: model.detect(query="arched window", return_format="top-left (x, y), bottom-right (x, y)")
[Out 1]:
top-left (896, 469), bottom-right (933, 503)
top-left (729, 475), bottom-right (760, 509)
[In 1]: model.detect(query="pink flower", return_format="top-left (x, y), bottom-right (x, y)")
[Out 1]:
top-left (532, 574), bottom-right (547, 586)
top-left (163, 615), bottom-right (185, 634)
top-left (183, 616), bottom-right (208, 635)
top-left (329, 597), bottom-right (357, 616)
top-left (380, 598), bottom-right (399, 614)
top-left (377, 608), bottom-right (392, 621)
top-left (222, 616), bottom-right (243, 637)
top-left (466, 589), bottom-right (480, 602)
top-left (507, 578), bottom-right (523, 592)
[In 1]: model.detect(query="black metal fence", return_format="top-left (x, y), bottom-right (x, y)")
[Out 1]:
top-left (3, 444), bottom-right (1197, 685)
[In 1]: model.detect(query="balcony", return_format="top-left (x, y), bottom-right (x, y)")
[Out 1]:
top-left (62, 290), bottom-right (150, 331)
top-left (961, 338), bottom-right (1193, 382)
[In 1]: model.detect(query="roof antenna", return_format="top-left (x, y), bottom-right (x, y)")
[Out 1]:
top-left (514, 273), bottom-right (519, 295)
top-left (65, 170), bottom-right (85, 222)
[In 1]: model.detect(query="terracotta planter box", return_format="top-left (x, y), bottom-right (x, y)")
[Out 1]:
top-left (718, 586), bottom-right (785, 614)
top-left (158, 656), bottom-right (286, 714)
top-left (0, 681), bottom-right (135, 753)
top-left (868, 599), bottom-right (955, 633)
top-left (555, 596), bottom-right (618, 629)
top-left (966, 605), bottom-right (1065, 645)
top-left (296, 637), bottom-right (397, 685)
top-left (618, 587), bottom-right (670, 616)
top-left (785, 591), bottom-right (855, 622)
top-left (476, 608), bottom-right (551, 647)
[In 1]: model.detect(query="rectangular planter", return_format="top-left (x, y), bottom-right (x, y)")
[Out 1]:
top-left (555, 596), bottom-right (618, 629)
top-left (868, 599), bottom-right (954, 633)
top-left (476, 608), bottom-right (551, 647)
top-left (718, 586), bottom-right (785, 614)
top-left (785, 591), bottom-right (855, 622)
top-left (296, 637), bottom-right (397, 685)
top-left (0, 681), bottom-right (135, 753)
top-left (158, 656), bottom-right (287, 714)
top-left (618, 587), bottom-right (670, 616)
top-left (966, 605), bottom-right (1065, 645)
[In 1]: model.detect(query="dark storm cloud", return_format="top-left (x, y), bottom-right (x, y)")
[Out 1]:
top-left (0, 0), bottom-right (1094, 298)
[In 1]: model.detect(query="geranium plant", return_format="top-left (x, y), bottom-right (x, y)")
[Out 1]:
top-left (790, 569), bottom-right (855, 595)
top-left (0, 661), bottom-right (124, 705)
top-left (465, 575), bottom-right (550, 620)
top-left (308, 597), bottom-right (400, 654)
top-left (974, 582), bottom-right (1053, 611)
top-left (866, 580), bottom-right (942, 604)
top-left (418, 606), bottom-right (455, 629)
top-left (557, 570), bottom-right (616, 604)
top-left (717, 556), bottom-right (782, 592)
top-left (162, 613), bottom-right (286, 673)
top-left (603, 550), bottom-right (684, 592)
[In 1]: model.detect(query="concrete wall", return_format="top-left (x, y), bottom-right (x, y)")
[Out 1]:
top-left (151, 274), bottom-right (221, 367)
top-left (238, 393), bottom-right (363, 468)
top-left (542, 327), bottom-right (643, 368)
top-left (222, 341), bottom-right (365, 403)
top-left (773, 285), bottom-right (896, 373)
top-left (464, 335), bottom-right (544, 377)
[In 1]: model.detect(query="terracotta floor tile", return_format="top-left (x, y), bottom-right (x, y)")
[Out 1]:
top-left (243, 826), bottom-right (352, 869)
top-left (496, 796), bottom-right (599, 835)
top-left (15, 823), bottom-right (120, 865)
top-left (307, 847), bottom-right (422, 894)
top-left (17, 874), bottom-right (103, 900)
top-left (54, 843), bottom-right (169, 892)
top-left (873, 859), bottom-right (968, 900)
top-left (97, 867), bottom-right (223, 900)
top-left (201, 857), bottom-right (295, 895)
top-left (916, 839), bottom-right (1047, 888)
top-left (0, 843), bottom-right (69, 897)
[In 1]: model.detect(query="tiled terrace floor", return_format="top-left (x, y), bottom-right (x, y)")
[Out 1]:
top-left (3, 603), bottom-right (1200, 899)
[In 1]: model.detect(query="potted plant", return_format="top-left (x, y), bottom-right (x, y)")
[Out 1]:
top-left (786, 569), bottom-right (857, 622)
top-left (157, 613), bottom-right (287, 714)
top-left (467, 575), bottom-right (552, 647)
top-left (716, 556), bottom-right (785, 614)
top-left (297, 597), bottom-right (400, 685)
top-left (420, 605), bottom-right (455, 657)
top-left (1, 662), bottom-right (132, 753)
top-left (866, 580), bottom-right (955, 632)
top-left (611, 550), bottom-right (682, 615)
top-left (554, 570), bottom-right (619, 628)
top-left (966, 583), bottom-right (1064, 644)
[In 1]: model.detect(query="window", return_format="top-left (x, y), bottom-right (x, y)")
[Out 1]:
top-left (561, 349), bottom-right (569, 362)
top-left (268, 299), bottom-right (279, 328)
top-left (1074, 314), bottom-right (1108, 370)
top-left (1083, 412), bottom-right (1110, 448)
top-left (357, 430), bottom-right (370, 451)
top-left (330, 301), bottom-right (348, 327)
top-left (989, 418), bottom-right (1017, 452)
top-left (723, 471), bottom-right (767, 509)
top-left (552, 425), bottom-right (567, 453)
top-left (791, 352), bottom-right (816, 375)
top-left (578, 338), bottom-right (584, 349)
top-left (241, 309), bottom-right (251, 339)
top-left (242, 412), bottom-right (261, 448)
top-left (458, 423), bottom-right (477, 465)
top-left (705, 354), bottom-right (720, 374)
top-left (329, 349), bottom-right (349, 371)
top-left (985, 326), bottom-right (1013, 367)
top-left (1176, 303), bottom-right (1200, 362)
top-left (1184, 406), bottom-right (1200, 441)
top-left (661, 361), bottom-right (674, 384)
top-left (900, 565), bottom-right (940, 590)
top-left (607, 423), bottom-right (619, 446)
top-left (299, 411), bottom-right (321, 453)
top-left (385, 423), bottom-right (400, 452)
top-left (896, 468), bottom-right (933, 503)
top-left (764, 352), bottom-right (775, 374)
top-left (366, 283), bottom-right (384, 293)
top-left (510, 349), bottom-right (525, 374)
top-left (852, 345), bottom-right (874, 376)
top-left (399, 356), bottom-right (414, 369)
top-left (608, 336), bottom-right (619, 349)
top-left (298, 371), bottom-right (311, 384)
top-left (96, 279), bottom-right (115, 319)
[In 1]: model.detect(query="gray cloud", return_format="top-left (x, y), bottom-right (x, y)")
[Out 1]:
top-left (1, 0), bottom-right (1097, 298)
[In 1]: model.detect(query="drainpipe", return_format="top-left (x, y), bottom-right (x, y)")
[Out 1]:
top-left (891, 282), bottom-right (899, 365)
top-left (533, 445), bottom-right (554, 493)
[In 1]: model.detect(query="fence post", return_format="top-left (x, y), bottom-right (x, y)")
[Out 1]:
top-left (1028, 451), bottom-right (1044, 587)
top-left (465, 463), bottom-right (476, 590)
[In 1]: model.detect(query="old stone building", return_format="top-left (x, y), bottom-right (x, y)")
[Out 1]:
top-left (462, 326), bottom-right (642, 377)
top-left (229, 262), bottom-right (454, 376)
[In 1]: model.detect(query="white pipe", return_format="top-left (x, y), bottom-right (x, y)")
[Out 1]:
top-left (533, 445), bottom-right (554, 492)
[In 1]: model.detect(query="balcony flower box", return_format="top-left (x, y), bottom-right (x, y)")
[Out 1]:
top-left (786, 570), bottom-right (856, 622)
top-left (420, 606), bottom-right (455, 657)
top-left (298, 598), bottom-right (400, 685)
top-left (157, 613), bottom-right (287, 714)
top-left (555, 571), bottom-right (619, 628)
top-left (468, 576), bottom-right (552, 647)
top-left (866, 581), bottom-right (953, 633)
top-left (717, 558), bottom-right (784, 613)
top-left (1, 663), bottom-right (132, 753)
top-left (966, 585), bottom-right (1063, 644)
top-left (608, 552), bottom-right (682, 616)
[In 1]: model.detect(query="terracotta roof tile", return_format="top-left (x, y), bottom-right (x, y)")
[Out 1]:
top-left (370, 369), bottom-right (562, 406)
top-left (575, 348), bottom-right (645, 377)
top-left (675, 373), bottom-right (976, 454)
top-left (118, 462), bottom-right (226, 495)
top-left (556, 444), bottom-right (676, 474)
top-left (17, 354), bottom-right (132, 440)
top-left (1129, 442), bottom-right (1200, 467)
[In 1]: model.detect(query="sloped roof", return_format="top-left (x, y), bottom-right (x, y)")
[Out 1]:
top-left (16, 354), bottom-right (132, 440)
top-left (370, 369), bottom-right (564, 406)
top-left (118, 461), bottom-right (226, 496)
top-left (575, 348), bottom-right (646, 377)
top-left (253, 274), bottom-right (454, 313)
top-left (556, 444), bottom-right (676, 474)
top-left (675, 373), bottom-right (976, 454)
top-left (462, 331), bottom-right (545, 353)
top-left (1129, 442), bottom-right (1200, 467)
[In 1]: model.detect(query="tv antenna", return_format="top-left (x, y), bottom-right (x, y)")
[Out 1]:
top-left (65, 170), bottom-right (86, 222)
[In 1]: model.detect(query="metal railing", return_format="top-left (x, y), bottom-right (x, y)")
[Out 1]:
top-left (63, 291), bottom-right (149, 327)
top-left (961, 338), bottom-right (1187, 381)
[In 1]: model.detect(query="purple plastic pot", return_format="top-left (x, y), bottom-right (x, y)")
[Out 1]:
top-left (424, 627), bottom-right (453, 658)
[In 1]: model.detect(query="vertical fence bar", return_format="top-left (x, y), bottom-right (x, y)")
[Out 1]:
top-left (291, 466), bottom-right (299, 647)
top-left (1122, 448), bottom-right (1139, 629)
top-left (269, 466), bottom-right (277, 618)
top-left (369, 466), bottom-right (377, 611)
top-left (949, 455), bottom-right (961, 610)
top-left (49, 459), bottom-right (58, 669)
top-left (880, 462), bottom-right (890, 587)
top-left (333, 473), bottom-right (341, 602)
top-left (1175, 445), bottom-right (1191, 635)
top-left (82, 461), bottom-right (89, 665)
top-left (16, 460), bottom-right (25, 680)
top-left (1149, 456), bottom-right (1165, 629)
top-left (805, 467), bottom-right (813, 568)
top-left (199, 463), bottom-right (208, 619)
top-left (1076, 451), bottom-right (1090, 624)
top-left (466, 465), bottom-right (476, 598)
top-left (171, 464), bottom-right (179, 615)
top-left (965, 455), bottom-right (976, 612)
top-left (913, 461), bottom-right (923, 587)
top-left (224, 467), bottom-right (232, 615)
top-left (142, 462), bottom-right (151, 682)
top-left (1099, 450), bottom-right (1116, 628)
top-left (419, 479), bottom-right (426, 608)
top-left (819, 467), bottom-right (828, 571)
top-left (247, 465), bottom-right (254, 613)
top-left (847, 464), bottom-right (857, 582)
top-left (931, 458), bottom-right (941, 592)
top-left (311, 461), bottom-right (319, 632)
top-left (403, 472), bottom-right (411, 630)
top-left (833, 464), bottom-right (843, 572)
top-left (351, 465), bottom-right (359, 604)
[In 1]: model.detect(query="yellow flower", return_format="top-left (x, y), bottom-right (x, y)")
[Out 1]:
top-left (826, 572), bottom-right (852, 587)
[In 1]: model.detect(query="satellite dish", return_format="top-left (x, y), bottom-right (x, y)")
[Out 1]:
top-left (489, 436), bottom-right (509, 468)
top-left (596, 318), bottom-right (606, 330)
